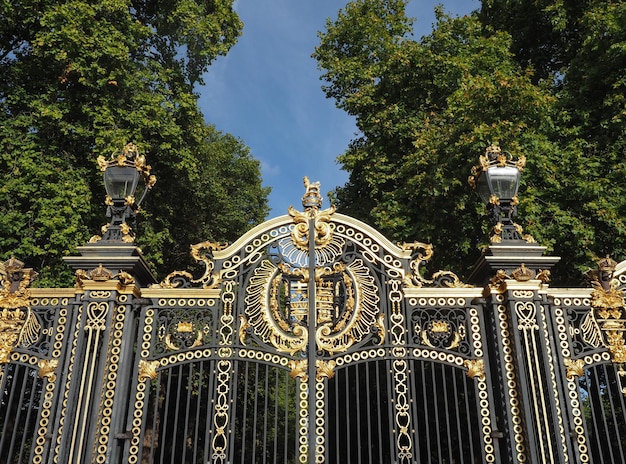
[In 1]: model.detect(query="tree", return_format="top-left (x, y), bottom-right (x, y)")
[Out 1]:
top-left (0, 0), bottom-right (269, 286)
top-left (314, 0), bottom-right (626, 284)
top-left (481, 1), bottom-right (626, 282)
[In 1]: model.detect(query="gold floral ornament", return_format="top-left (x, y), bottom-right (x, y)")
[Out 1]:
top-left (0, 258), bottom-right (41, 364)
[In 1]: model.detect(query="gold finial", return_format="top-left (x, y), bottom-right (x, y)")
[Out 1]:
top-left (301, 176), bottom-right (323, 210)
top-left (598, 255), bottom-right (617, 272)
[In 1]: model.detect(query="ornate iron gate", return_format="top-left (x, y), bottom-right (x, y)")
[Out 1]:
top-left (2, 180), bottom-right (626, 463)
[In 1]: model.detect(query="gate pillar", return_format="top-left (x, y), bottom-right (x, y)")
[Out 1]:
top-left (472, 243), bottom-right (570, 463)
top-left (55, 243), bottom-right (155, 463)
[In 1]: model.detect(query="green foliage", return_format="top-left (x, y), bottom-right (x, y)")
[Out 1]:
top-left (0, 0), bottom-right (269, 285)
top-left (315, 0), bottom-right (626, 284)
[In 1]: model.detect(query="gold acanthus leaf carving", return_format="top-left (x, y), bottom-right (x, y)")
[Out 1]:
top-left (564, 358), bottom-right (585, 380)
top-left (316, 360), bottom-right (336, 380)
top-left (38, 359), bottom-right (58, 381)
top-left (464, 359), bottom-right (485, 381)
top-left (289, 359), bottom-right (308, 380)
top-left (239, 315), bottom-right (251, 345)
top-left (138, 360), bottom-right (160, 382)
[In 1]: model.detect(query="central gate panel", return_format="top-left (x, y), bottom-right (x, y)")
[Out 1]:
top-left (119, 183), bottom-right (497, 464)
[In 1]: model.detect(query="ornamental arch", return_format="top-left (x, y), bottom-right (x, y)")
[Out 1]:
top-left (1, 178), bottom-right (626, 463)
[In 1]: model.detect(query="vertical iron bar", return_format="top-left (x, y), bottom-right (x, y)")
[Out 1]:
top-left (307, 216), bottom-right (317, 464)
top-left (283, 372), bottom-right (289, 464)
top-left (386, 359), bottom-right (396, 462)
top-left (263, 365), bottom-right (270, 464)
top-left (203, 361), bottom-right (215, 464)
top-left (598, 364), bottom-right (614, 463)
top-left (442, 364), bottom-right (453, 464)
top-left (432, 362), bottom-right (442, 461)
top-left (272, 367), bottom-right (279, 464)
top-left (334, 366), bottom-right (341, 462)
top-left (181, 363), bottom-right (193, 463)
top-left (228, 359), bottom-right (239, 464)
top-left (192, 361), bottom-right (203, 463)
top-left (19, 372), bottom-right (39, 463)
top-left (252, 363), bottom-right (260, 464)
top-left (365, 360), bottom-right (373, 464)
top-left (356, 363), bottom-right (362, 463)
top-left (421, 360), bottom-right (432, 460)
top-left (615, 365), bottom-right (626, 460)
top-left (171, 363), bottom-right (184, 464)
top-left (272, 368), bottom-right (280, 464)
top-left (451, 367), bottom-right (463, 463)
top-left (605, 364), bottom-right (626, 463)
top-left (149, 371), bottom-right (161, 463)
top-left (462, 370), bottom-right (476, 461)
top-left (409, 359), bottom-right (421, 461)
top-left (585, 368), bottom-right (604, 463)
top-left (240, 361), bottom-right (250, 464)
top-left (375, 360), bottom-right (384, 463)
top-left (344, 367), bottom-right (353, 463)
top-left (159, 369), bottom-right (173, 463)
top-left (5, 366), bottom-right (25, 459)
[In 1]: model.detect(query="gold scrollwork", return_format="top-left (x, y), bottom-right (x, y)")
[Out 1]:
top-left (288, 177), bottom-right (336, 251)
top-left (419, 320), bottom-right (464, 350)
top-left (0, 259), bottom-right (40, 364)
top-left (164, 321), bottom-right (203, 351)
top-left (400, 242), bottom-right (468, 288)
top-left (245, 257), bottom-right (380, 356)
top-left (581, 256), bottom-right (626, 363)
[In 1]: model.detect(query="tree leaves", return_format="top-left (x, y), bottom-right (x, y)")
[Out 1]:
top-left (316, 0), bottom-right (626, 284)
top-left (0, 0), bottom-right (268, 285)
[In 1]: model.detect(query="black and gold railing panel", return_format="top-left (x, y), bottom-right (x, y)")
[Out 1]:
top-left (0, 258), bottom-right (72, 464)
top-left (5, 182), bottom-right (626, 464)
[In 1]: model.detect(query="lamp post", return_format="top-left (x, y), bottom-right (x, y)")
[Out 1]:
top-left (468, 145), bottom-right (527, 243)
top-left (95, 143), bottom-right (156, 243)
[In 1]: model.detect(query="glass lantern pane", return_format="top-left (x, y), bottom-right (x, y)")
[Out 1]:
top-left (487, 166), bottom-right (520, 200)
top-left (475, 175), bottom-right (492, 204)
top-left (104, 166), bottom-right (140, 200)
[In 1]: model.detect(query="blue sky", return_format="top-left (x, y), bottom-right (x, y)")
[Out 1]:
top-left (199, 0), bottom-right (480, 217)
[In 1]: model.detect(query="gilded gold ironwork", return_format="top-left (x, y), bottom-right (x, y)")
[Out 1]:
top-left (245, 257), bottom-right (380, 356)
top-left (89, 264), bottom-right (114, 281)
top-left (315, 359), bottom-right (336, 380)
top-left (0, 258), bottom-right (40, 363)
top-left (37, 358), bottom-right (58, 381)
top-left (419, 319), bottom-right (464, 350)
top-left (288, 177), bottom-right (336, 251)
top-left (581, 256), bottom-right (626, 362)
top-left (464, 359), bottom-right (486, 381)
top-left (0, 257), bottom-right (37, 309)
top-left (138, 359), bottom-right (160, 382)
top-left (511, 263), bottom-right (534, 281)
top-left (401, 241), bottom-right (468, 288)
top-left (164, 321), bottom-right (203, 351)
top-left (289, 359), bottom-right (308, 380)
top-left (564, 358), bottom-right (585, 379)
